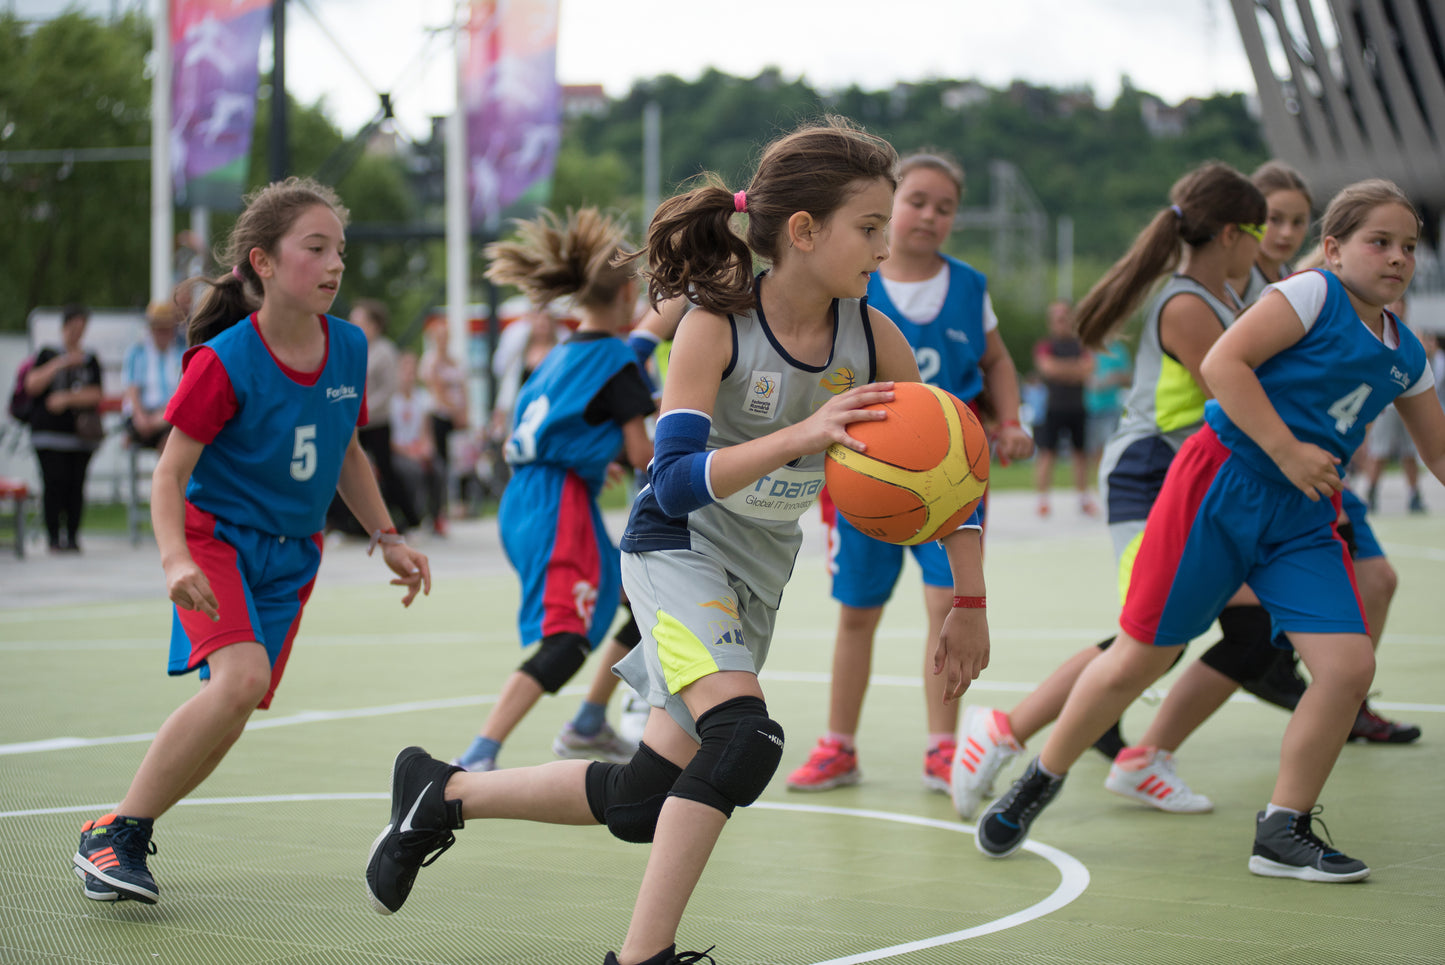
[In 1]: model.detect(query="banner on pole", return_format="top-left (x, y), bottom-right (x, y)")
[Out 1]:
top-left (170, 0), bottom-right (272, 209)
top-left (464, 0), bottom-right (561, 231)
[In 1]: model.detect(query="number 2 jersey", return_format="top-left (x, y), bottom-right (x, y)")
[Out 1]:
top-left (165, 314), bottom-right (367, 538)
top-left (1205, 268), bottom-right (1433, 484)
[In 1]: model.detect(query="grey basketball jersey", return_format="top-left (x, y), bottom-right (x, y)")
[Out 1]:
top-left (622, 290), bottom-right (877, 608)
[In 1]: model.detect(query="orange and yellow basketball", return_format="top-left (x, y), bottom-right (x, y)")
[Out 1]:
top-left (824, 382), bottom-right (989, 545)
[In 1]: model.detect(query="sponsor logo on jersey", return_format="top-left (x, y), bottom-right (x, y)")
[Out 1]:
top-left (1390, 365), bottom-right (1411, 389)
top-left (945, 329), bottom-right (971, 344)
top-left (745, 370), bottom-right (782, 419)
top-left (819, 367), bottom-right (856, 394)
top-left (327, 384), bottom-right (359, 403)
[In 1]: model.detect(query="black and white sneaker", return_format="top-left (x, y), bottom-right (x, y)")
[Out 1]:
top-left (365, 746), bottom-right (465, 914)
top-left (975, 757), bottom-right (1065, 858)
top-left (1248, 806), bottom-right (1369, 882)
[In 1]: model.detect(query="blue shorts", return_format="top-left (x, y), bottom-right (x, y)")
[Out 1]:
top-left (1339, 488), bottom-right (1383, 560)
top-left (1121, 428), bottom-right (1366, 646)
top-left (168, 503), bottom-right (322, 710)
top-left (829, 510), bottom-right (954, 608)
top-left (499, 467), bottom-right (619, 649)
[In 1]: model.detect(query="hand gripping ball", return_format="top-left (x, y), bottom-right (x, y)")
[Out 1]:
top-left (824, 382), bottom-right (989, 545)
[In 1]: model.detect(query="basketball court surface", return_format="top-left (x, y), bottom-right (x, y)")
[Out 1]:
top-left (2, 482), bottom-right (1442, 964)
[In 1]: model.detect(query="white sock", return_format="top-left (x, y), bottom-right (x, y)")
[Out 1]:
top-left (1036, 758), bottom-right (1064, 780)
top-left (1264, 803), bottom-right (1302, 819)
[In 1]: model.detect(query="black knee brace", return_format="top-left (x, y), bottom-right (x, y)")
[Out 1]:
top-left (585, 742), bottom-right (684, 843)
top-left (519, 632), bottom-right (589, 693)
top-left (612, 604), bottom-right (641, 651)
top-left (1198, 605), bottom-right (1276, 683)
top-left (669, 696), bottom-right (783, 818)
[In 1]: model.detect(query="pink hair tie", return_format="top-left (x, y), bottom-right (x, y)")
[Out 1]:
top-left (231, 265), bottom-right (243, 280)
top-left (733, 190), bottom-right (747, 213)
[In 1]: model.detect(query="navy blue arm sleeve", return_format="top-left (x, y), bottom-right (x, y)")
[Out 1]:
top-left (649, 409), bottom-right (715, 517)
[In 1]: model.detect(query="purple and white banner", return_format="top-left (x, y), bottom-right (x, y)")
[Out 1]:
top-left (464, 0), bottom-right (561, 229)
top-left (170, 0), bottom-right (271, 208)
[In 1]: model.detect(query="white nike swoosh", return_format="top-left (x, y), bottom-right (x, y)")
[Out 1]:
top-left (399, 780), bottom-right (433, 833)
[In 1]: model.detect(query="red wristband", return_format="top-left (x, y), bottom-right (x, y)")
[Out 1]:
top-left (998, 419), bottom-right (1021, 430)
top-left (952, 595), bottom-right (986, 609)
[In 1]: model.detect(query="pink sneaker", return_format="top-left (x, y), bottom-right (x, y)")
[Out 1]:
top-left (951, 706), bottom-right (1023, 818)
top-left (923, 739), bottom-right (957, 793)
top-left (786, 737), bottom-right (860, 791)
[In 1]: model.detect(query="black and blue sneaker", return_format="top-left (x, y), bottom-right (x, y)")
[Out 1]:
top-left (73, 814), bottom-right (158, 904)
top-left (975, 757), bottom-right (1065, 858)
top-left (365, 746), bottom-right (465, 915)
top-left (1248, 806), bottom-right (1369, 882)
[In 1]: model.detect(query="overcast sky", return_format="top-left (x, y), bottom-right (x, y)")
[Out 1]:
top-left (14, 0), bottom-right (1259, 137)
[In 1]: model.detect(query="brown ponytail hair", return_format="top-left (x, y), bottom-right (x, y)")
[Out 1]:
top-left (640, 117), bottom-right (898, 316)
top-left (1074, 161), bottom-right (1265, 348)
top-left (1251, 160), bottom-right (1312, 207)
top-left (187, 177), bottom-right (349, 347)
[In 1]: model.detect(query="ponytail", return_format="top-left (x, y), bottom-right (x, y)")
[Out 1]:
top-left (1075, 161), bottom-right (1264, 348)
top-left (187, 266), bottom-right (259, 347)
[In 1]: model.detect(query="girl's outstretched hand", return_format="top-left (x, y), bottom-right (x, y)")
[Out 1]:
top-left (1273, 440), bottom-right (1343, 501)
top-left (381, 542), bottom-right (432, 606)
top-left (934, 606), bottom-right (990, 701)
top-left (796, 382), bottom-right (896, 455)
top-left (164, 556), bottom-right (219, 621)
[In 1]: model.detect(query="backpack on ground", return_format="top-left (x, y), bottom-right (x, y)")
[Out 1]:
top-left (8, 355), bottom-right (36, 425)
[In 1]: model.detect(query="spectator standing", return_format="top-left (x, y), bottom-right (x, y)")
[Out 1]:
top-left (27, 304), bottom-right (104, 552)
top-left (1033, 299), bottom-right (1096, 517)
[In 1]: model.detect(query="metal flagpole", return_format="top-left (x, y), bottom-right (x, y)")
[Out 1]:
top-left (151, 0), bottom-right (172, 302)
top-left (445, 3), bottom-right (469, 369)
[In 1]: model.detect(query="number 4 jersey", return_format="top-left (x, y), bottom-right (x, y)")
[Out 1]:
top-left (166, 314), bottom-right (367, 538)
top-left (1205, 268), bottom-right (1433, 486)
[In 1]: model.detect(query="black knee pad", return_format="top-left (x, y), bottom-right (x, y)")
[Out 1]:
top-left (612, 605), bottom-right (641, 651)
top-left (519, 632), bottom-right (589, 693)
top-left (669, 696), bottom-right (783, 818)
top-left (584, 741), bottom-right (683, 843)
top-left (1198, 605), bottom-right (1275, 683)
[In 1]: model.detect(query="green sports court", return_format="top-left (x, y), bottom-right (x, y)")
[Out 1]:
top-left (2, 486), bottom-right (1442, 965)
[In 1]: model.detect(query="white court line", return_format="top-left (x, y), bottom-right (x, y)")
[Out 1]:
top-left (3, 793), bottom-right (1090, 965)
top-left (4, 673), bottom-right (1443, 757)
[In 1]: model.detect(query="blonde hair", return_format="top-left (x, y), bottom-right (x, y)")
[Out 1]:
top-left (484, 207), bottom-right (635, 311)
top-left (1320, 179), bottom-right (1421, 243)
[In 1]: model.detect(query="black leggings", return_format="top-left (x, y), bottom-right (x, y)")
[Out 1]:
top-left (35, 448), bottom-right (94, 547)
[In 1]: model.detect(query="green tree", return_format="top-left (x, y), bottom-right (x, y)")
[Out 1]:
top-left (0, 11), bottom-right (153, 328)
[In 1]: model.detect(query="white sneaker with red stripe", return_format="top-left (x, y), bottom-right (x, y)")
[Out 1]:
top-left (950, 706), bottom-right (1023, 819)
top-left (1104, 746), bottom-right (1213, 813)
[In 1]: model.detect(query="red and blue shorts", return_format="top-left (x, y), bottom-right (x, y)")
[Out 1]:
top-left (1121, 427), bottom-right (1365, 647)
top-left (498, 468), bottom-right (619, 649)
top-left (167, 503), bottom-right (322, 709)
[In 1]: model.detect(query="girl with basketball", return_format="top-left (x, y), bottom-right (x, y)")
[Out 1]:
top-left (950, 161), bottom-right (1265, 818)
top-left (72, 178), bottom-right (431, 906)
top-left (977, 179), bottom-right (1444, 883)
top-left (446, 208), bottom-right (656, 774)
top-left (364, 119), bottom-right (989, 965)
top-left (786, 150), bottom-right (1032, 795)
